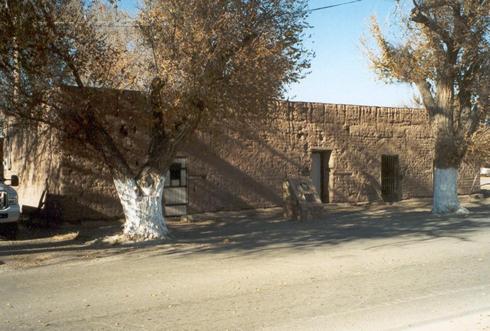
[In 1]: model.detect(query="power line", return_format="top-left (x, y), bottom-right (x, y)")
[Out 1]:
top-left (309, 0), bottom-right (363, 12)
top-left (54, 0), bottom-right (367, 29)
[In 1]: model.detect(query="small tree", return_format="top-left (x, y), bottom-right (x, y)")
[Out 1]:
top-left (0, 0), bottom-right (310, 239)
top-left (367, 0), bottom-right (489, 214)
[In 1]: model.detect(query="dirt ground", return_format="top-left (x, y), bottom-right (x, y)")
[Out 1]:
top-left (1, 194), bottom-right (489, 271)
top-left (1, 194), bottom-right (490, 330)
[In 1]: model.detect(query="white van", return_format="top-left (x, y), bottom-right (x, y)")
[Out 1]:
top-left (482, 167), bottom-right (490, 176)
top-left (0, 175), bottom-right (21, 239)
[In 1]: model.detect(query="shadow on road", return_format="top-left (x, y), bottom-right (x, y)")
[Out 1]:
top-left (168, 200), bottom-right (490, 256)
top-left (1, 198), bottom-right (490, 265)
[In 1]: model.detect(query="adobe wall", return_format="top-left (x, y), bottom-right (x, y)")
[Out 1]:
top-left (56, 89), bottom-right (148, 221)
top-left (184, 102), bottom-right (479, 213)
top-left (7, 90), bottom-right (480, 221)
top-left (4, 120), bottom-right (63, 215)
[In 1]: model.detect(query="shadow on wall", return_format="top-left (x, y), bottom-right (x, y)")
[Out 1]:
top-left (199, 104), bottom-right (477, 207)
top-left (250, 103), bottom-right (435, 204)
top-left (7, 121), bottom-right (62, 213)
top-left (188, 108), bottom-right (438, 209)
top-left (219, 113), bottom-right (306, 172)
top-left (185, 136), bottom-right (283, 213)
top-left (58, 154), bottom-right (123, 222)
top-left (344, 141), bottom-right (434, 203)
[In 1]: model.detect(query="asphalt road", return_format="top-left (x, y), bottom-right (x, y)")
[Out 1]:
top-left (1, 204), bottom-right (490, 330)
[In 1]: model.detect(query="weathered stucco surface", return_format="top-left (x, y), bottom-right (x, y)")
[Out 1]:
top-left (5, 91), bottom-right (481, 221)
top-left (4, 121), bottom-right (62, 217)
top-left (184, 102), bottom-right (479, 214)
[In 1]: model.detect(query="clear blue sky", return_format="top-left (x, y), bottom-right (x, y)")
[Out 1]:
top-left (118, 0), bottom-right (416, 107)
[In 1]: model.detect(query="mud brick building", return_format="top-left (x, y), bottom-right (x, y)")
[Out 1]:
top-left (4, 89), bottom-right (480, 221)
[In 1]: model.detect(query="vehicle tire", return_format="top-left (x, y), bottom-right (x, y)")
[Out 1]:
top-left (0, 223), bottom-right (18, 240)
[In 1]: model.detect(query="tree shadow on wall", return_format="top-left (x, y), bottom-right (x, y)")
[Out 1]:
top-left (185, 137), bottom-right (283, 211)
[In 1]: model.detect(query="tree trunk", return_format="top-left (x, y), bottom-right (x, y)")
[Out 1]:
top-left (432, 167), bottom-right (460, 214)
top-left (430, 107), bottom-right (469, 215)
top-left (113, 175), bottom-right (169, 240)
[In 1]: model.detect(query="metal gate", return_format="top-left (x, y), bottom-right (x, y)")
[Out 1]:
top-left (164, 158), bottom-right (188, 217)
top-left (381, 155), bottom-right (401, 202)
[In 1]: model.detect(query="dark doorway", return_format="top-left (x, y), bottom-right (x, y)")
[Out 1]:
top-left (311, 150), bottom-right (331, 203)
top-left (381, 155), bottom-right (401, 202)
top-left (164, 158), bottom-right (188, 216)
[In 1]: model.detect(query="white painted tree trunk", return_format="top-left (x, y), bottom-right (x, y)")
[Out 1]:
top-left (113, 176), bottom-right (169, 240)
top-left (432, 168), bottom-right (469, 215)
